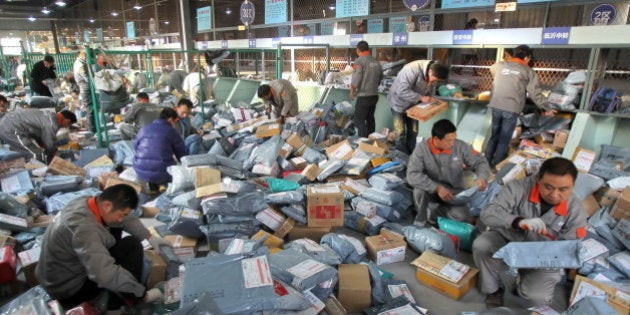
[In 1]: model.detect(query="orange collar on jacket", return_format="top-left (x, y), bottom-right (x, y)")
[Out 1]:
top-left (429, 137), bottom-right (452, 155)
top-left (57, 113), bottom-right (64, 126)
top-left (510, 58), bottom-right (529, 67)
top-left (528, 183), bottom-right (568, 216)
top-left (87, 197), bottom-right (104, 226)
top-left (357, 51), bottom-right (370, 57)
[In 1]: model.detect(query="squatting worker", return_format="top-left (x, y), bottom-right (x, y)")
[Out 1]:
top-left (257, 79), bottom-right (299, 124)
top-left (473, 157), bottom-right (587, 308)
top-left (406, 119), bottom-right (490, 226)
top-left (350, 40), bottom-right (383, 137)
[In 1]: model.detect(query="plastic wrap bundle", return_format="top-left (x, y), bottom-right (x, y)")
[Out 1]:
top-left (315, 159), bottom-right (345, 182)
top-left (171, 191), bottom-right (201, 210)
top-left (368, 173), bottom-right (404, 191)
top-left (361, 188), bottom-right (406, 207)
top-left (351, 197), bottom-right (402, 222)
top-left (607, 252), bottom-right (630, 278)
top-left (229, 142), bottom-right (256, 164)
top-left (284, 238), bottom-right (342, 266)
top-left (112, 140), bottom-right (135, 166)
top-left (383, 223), bottom-right (457, 259)
top-left (579, 260), bottom-right (627, 281)
top-left (222, 238), bottom-right (263, 255)
top-left (269, 249), bottom-right (338, 291)
top-left (309, 276), bottom-right (337, 303)
top-left (216, 155), bottom-right (244, 171)
top-left (468, 182), bottom-right (502, 217)
top-left (0, 192), bottom-right (28, 217)
top-left (0, 286), bottom-right (52, 315)
top-left (437, 217), bottom-right (477, 251)
top-left (181, 154), bottom-right (217, 168)
top-left (344, 210), bottom-right (384, 236)
top-left (168, 208), bottom-right (204, 239)
top-left (244, 135), bottom-right (282, 170)
top-left (216, 165), bottom-right (247, 180)
top-left (564, 296), bottom-right (617, 315)
top-left (39, 175), bottom-right (83, 196)
top-left (266, 178), bottom-right (300, 193)
top-left (45, 188), bottom-right (102, 214)
top-left (200, 222), bottom-right (260, 242)
top-left (493, 240), bottom-right (585, 269)
top-left (320, 233), bottom-right (367, 264)
top-left (181, 254), bottom-right (277, 313)
top-left (265, 191), bottom-right (304, 204)
top-left (573, 173), bottom-right (605, 200)
top-left (171, 293), bottom-right (223, 315)
top-left (280, 204), bottom-right (307, 224)
top-left (301, 147), bottom-right (327, 164)
top-left (364, 296), bottom-right (423, 315)
top-left (205, 214), bottom-right (258, 225)
top-left (166, 166), bottom-right (194, 194)
top-left (592, 222), bottom-right (626, 255)
top-left (202, 192), bottom-right (267, 216)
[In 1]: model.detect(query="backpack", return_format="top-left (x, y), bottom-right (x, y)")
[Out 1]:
top-left (588, 87), bottom-right (623, 113)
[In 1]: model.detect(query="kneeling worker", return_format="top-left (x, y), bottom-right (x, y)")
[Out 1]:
top-left (36, 184), bottom-right (172, 310)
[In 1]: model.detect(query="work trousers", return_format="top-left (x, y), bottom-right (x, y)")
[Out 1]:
top-left (391, 110), bottom-right (417, 154)
top-left (484, 108), bottom-right (519, 168)
top-left (354, 95), bottom-right (379, 137)
top-left (412, 188), bottom-right (470, 226)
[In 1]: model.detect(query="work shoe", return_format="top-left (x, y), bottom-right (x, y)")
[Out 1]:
top-left (485, 288), bottom-right (504, 309)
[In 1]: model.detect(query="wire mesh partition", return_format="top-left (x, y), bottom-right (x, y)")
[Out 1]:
top-left (22, 52), bottom-right (77, 92)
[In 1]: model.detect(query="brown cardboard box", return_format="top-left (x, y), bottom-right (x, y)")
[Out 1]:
top-left (290, 157), bottom-right (308, 170)
top-left (194, 167), bottom-right (221, 189)
top-left (325, 140), bottom-right (354, 161)
top-left (196, 182), bottom-right (239, 198)
top-left (365, 233), bottom-right (407, 265)
top-left (338, 264), bottom-right (371, 312)
top-left (251, 230), bottom-right (284, 249)
top-left (301, 164), bottom-right (322, 181)
top-left (256, 123), bottom-right (281, 138)
top-left (0, 235), bottom-right (16, 247)
top-left (340, 177), bottom-right (370, 195)
top-left (18, 247), bottom-right (40, 286)
top-left (411, 251), bottom-right (479, 300)
top-left (306, 186), bottom-right (344, 227)
top-left (274, 218), bottom-right (295, 238)
top-left (288, 225), bottom-right (331, 242)
top-left (570, 275), bottom-right (629, 315)
top-left (610, 187), bottom-right (630, 220)
top-left (553, 129), bottom-right (570, 149)
top-left (286, 134), bottom-right (306, 154)
top-left (105, 177), bottom-right (142, 194)
top-left (29, 215), bottom-right (53, 228)
top-left (357, 142), bottom-right (387, 156)
top-left (582, 194), bottom-right (601, 217)
top-left (571, 147), bottom-right (597, 173)
top-left (164, 235), bottom-right (197, 262)
top-left (144, 250), bottom-right (167, 289)
top-left (370, 157), bottom-right (391, 168)
top-left (594, 187), bottom-right (621, 207)
top-left (49, 156), bottom-right (86, 176)
top-left (85, 155), bottom-right (115, 168)
top-left (279, 143), bottom-right (293, 159)
top-left (406, 100), bottom-right (448, 122)
top-left (495, 150), bottom-right (535, 171)
top-left (324, 295), bottom-right (347, 315)
top-left (534, 133), bottom-right (553, 145)
top-left (141, 200), bottom-right (160, 218)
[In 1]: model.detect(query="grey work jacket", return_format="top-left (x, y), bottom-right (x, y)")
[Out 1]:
top-left (123, 103), bottom-right (163, 131)
top-left (0, 109), bottom-right (59, 150)
top-left (407, 138), bottom-right (491, 194)
top-left (73, 58), bottom-right (89, 90)
top-left (266, 79), bottom-right (299, 117)
top-left (36, 197), bottom-right (149, 299)
top-left (481, 176), bottom-right (587, 242)
top-left (488, 60), bottom-right (549, 114)
top-left (387, 60), bottom-right (436, 113)
top-left (351, 53), bottom-right (383, 97)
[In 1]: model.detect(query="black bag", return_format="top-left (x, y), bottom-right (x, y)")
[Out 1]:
top-left (99, 85), bottom-right (129, 113)
top-left (28, 96), bottom-right (56, 108)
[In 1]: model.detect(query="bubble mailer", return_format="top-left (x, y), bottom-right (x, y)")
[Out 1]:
top-left (493, 240), bottom-right (584, 269)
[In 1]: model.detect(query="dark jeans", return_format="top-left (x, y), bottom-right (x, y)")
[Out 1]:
top-left (484, 108), bottom-right (519, 167)
top-left (354, 95), bottom-right (379, 137)
top-left (392, 110), bottom-right (418, 154)
top-left (58, 233), bottom-right (144, 310)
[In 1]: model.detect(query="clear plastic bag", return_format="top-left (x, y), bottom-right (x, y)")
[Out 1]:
top-left (0, 286), bottom-right (52, 315)
top-left (166, 165), bottom-right (194, 195)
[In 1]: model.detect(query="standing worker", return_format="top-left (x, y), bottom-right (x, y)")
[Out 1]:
top-left (387, 60), bottom-right (449, 154)
top-left (31, 55), bottom-right (57, 97)
top-left (257, 79), bottom-right (299, 123)
top-left (350, 40), bottom-right (383, 137)
top-left (73, 51), bottom-right (95, 132)
top-left (484, 45), bottom-right (555, 168)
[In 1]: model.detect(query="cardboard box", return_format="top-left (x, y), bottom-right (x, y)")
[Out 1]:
top-left (338, 264), bottom-right (371, 312)
top-left (194, 167), bottom-right (221, 189)
top-left (18, 247), bottom-right (41, 286)
top-left (256, 123), bottom-right (281, 138)
top-left (324, 295), bottom-right (347, 315)
top-left (365, 233), bottom-right (407, 265)
top-left (251, 230), bottom-right (284, 249)
top-left (84, 155), bottom-right (115, 168)
top-left (411, 251), bottom-right (479, 300)
top-left (144, 250), bottom-right (167, 289)
top-left (340, 177), bottom-right (370, 195)
top-left (286, 134), bottom-right (306, 154)
top-left (357, 142), bottom-right (387, 156)
top-left (572, 147), bottom-right (597, 173)
top-left (48, 156), bottom-right (86, 176)
top-left (290, 157), bottom-right (308, 170)
top-left (610, 187), bottom-right (630, 220)
top-left (301, 164), bottom-right (322, 181)
top-left (553, 129), bottom-right (570, 149)
top-left (594, 187), bottom-right (621, 207)
top-left (255, 208), bottom-right (286, 231)
top-left (306, 186), bottom-right (344, 227)
top-left (279, 143), bottom-right (293, 159)
top-left (406, 100), bottom-right (448, 122)
top-left (196, 182), bottom-right (239, 198)
top-left (494, 150), bottom-right (535, 171)
top-left (288, 225), bottom-right (331, 242)
top-left (570, 275), bottom-right (629, 315)
top-left (105, 177), bottom-right (142, 194)
top-left (274, 218), bottom-right (296, 238)
top-left (325, 140), bottom-right (354, 161)
top-left (582, 194), bottom-right (601, 217)
top-left (0, 235), bottom-right (16, 248)
top-left (163, 235), bottom-right (197, 262)
top-left (252, 162), bottom-right (280, 177)
top-left (29, 215), bottom-right (53, 228)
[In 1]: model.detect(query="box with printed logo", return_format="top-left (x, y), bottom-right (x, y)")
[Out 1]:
top-left (306, 186), bottom-right (344, 227)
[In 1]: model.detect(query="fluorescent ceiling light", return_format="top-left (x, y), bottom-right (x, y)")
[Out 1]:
top-left (28, 16), bottom-right (36, 21)
top-left (55, 1), bottom-right (66, 7)
top-left (89, 18), bottom-right (95, 23)
top-left (164, 21), bottom-right (170, 25)
top-left (225, 8), bottom-right (232, 14)
top-left (133, 3), bottom-right (142, 10)
top-left (111, 11), bottom-right (119, 16)
top-left (41, 7), bottom-right (51, 14)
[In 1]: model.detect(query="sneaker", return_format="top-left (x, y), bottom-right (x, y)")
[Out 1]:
top-left (485, 288), bottom-right (504, 309)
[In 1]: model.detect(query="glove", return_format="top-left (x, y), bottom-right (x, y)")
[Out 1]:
top-left (519, 218), bottom-right (547, 234)
top-left (143, 288), bottom-right (163, 303)
top-left (148, 236), bottom-right (172, 253)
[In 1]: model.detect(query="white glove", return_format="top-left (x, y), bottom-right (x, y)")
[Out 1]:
top-left (519, 218), bottom-right (547, 234)
top-left (147, 236), bottom-right (172, 253)
top-left (143, 288), bottom-right (163, 303)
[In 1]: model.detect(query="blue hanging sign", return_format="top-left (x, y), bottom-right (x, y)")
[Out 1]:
top-left (590, 4), bottom-right (617, 25)
top-left (392, 32), bottom-right (408, 46)
top-left (96, 28), bottom-right (103, 42)
top-left (201, 41), bottom-right (208, 49)
top-left (389, 16), bottom-right (407, 33)
top-left (197, 6), bottom-right (212, 32)
top-left (541, 27), bottom-right (570, 45)
top-left (265, 0), bottom-right (287, 24)
top-left (441, 0), bottom-right (494, 9)
top-left (248, 38), bottom-right (256, 48)
top-left (336, 0), bottom-right (369, 18)
top-left (403, 0), bottom-right (431, 11)
top-left (240, 1), bottom-right (255, 25)
top-left (350, 34), bottom-right (363, 46)
top-left (84, 30), bottom-right (91, 43)
top-left (367, 19), bottom-right (383, 33)
top-left (126, 21), bottom-right (135, 39)
top-left (452, 30), bottom-right (473, 44)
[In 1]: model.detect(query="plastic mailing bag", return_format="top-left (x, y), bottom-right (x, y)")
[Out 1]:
top-left (39, 175), bottom-right (82, 196)
top-left (171, 293), bottom-right (224, 315)
top-left (612, 219), bottom-right (630, 250)
top-left (229, 143), bottom-right (256, 164)
top-left (205, 214), bottom-right (258, 225)
top-left (468, 182), bottom-right (502, 217)
top-left (171, 191), bottom-right (201, 210)
top-left (112, 140), bottom-right (135, 166)
top-left (564, 296), bottom-right (616, 315)
top-left (301, 147), bottom-right (327, 164)
top-left (0, 192), bottom-right (28, 218)
top-left (572, 173), bottom-right (605, 200)
top-left (181, 154), bottom-right (217, 168)
top-left (45, 188), bottom-right (101, 214)
top-left (493, 240), bottom-right (585, 269)
top-left (437, 217), bottom-right (477, 251)
top-left (280, 204), bottom-right (307, 224)
top-left (216, 155), bottom-right (244, 171)
top-left (200, 222), bottom-right (260, 242)
top-left (344, 210), bottom-right (384, 236)
top-left (202, 192), bottom-right (267, 216)
top-left (0, 286), bottom-right (52, 315)
top-left (168, 208), bottom-right (204, 239)
top-left (368, 173), bottom-right (404, 191)
top-left (351, 197), bottom-right (402, 222)
top-left (284, 238), bottom-right (342, 266)
top-left (244, 135), bottom-right (282, 169)
top-left (266, 178), bottom-right (300, 193)
top-left (265, 191), bottom-right (304, 204)
top-left (269, 279), bottom-right (312, 312)
top-left (166, 165), bottom-right (194, 194)
top-left (316, 159), bottom-right (345, 181)
top-left (269, 249), bottom-right (337, 291)
top-left (383, 223), bottom-right (457, 259)
top-left (607, 251), bottom-right (630, 278)
top-left (363, 296), bottom-right (425, 315)
top-left (320, 233), bottom-right (367, 264)
top-left (361, 188), bottom-right (408, 207)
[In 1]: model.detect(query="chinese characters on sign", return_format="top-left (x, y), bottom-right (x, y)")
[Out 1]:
top-left (541, 27), bottom-right (570, 45)
top-left (350, 34), bottom-right (363, 46)
top-left (248, 38), bottom-right (256, 48)
top-left (303, 36), bottom-right (314, 44)
top-left (590, 4), bottom-right (617, 25)
top-left (389, 16), bottom-right (407, 33)
top-left (367, 19), bottom-right (383, 33)
top-left (221, 40), bottom-right (228, 49)
top-left (336, 0), bottom-right (369, 18)
top-left (392, 32), bottom-right (408, 46)
top-left (126, 21), bottom-right (135, 39)
top-left (265, 0), bottom-right (287, 24)
top-left (452, 30), bottom-right (473, 44)
top-left (197, 6), bottom-right (212, 32)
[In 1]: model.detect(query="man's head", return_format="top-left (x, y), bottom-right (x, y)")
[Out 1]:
top-left (58, 110), bottom-right (78, 128)
top-left (356, 41), bottom-right (369, 54)
top-left (428, 62), bottom-right (449, 83)
top-left (431, 119), bottom-right (457, 151)
top-left (513, 45), bottom-right (533, 62)
top-left (537, 157), bottom-right (578, 206)
top-left (175, 98), bottom-right (193, 118)
top-left (97, 184), bottom-right (139, 225)
top-left (161, 107), bottom-right (180, 126)
top-left (43, 55), bottom-right (54, 68)
top-left (0, 95), bottom-right (7, 113)
top-left (96, 54), bottom-right (107, 66)
top-left (257, 84), bottom-right (272, 101)
top-left (136, 92), bottom-right (150, 103)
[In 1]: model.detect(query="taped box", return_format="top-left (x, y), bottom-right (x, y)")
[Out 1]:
top-left (569, 275), bottom-right (629, 315)
top-left (255, 208), bottom-right (286, 231)
top-left (164, 235), bottom-right (197, 262)
top-left (411, 251), bottom-right (478, 300)
top-left (194, 167), bottom-right (221, 189)
top-left (287, 225), bottom-right (331, 242)
top-left (274, 218), bottom-right (295, 239)
top-left (338, 264), bottom-right (371, 313)
top-left (406, 100), bottom-right (448, 122)
top-left (594, 187), bottom-right (621, 207)
top-left (145, 250), bottom-right (167, 289)
top-left (48, 156), bottom-right (86, 176)
top-left (256, 123), bottom-right (281, 138)
top-left (251, 230), bottom-right (284, 249)
top-left (366, 231), bottom-right (407, 265)
top-left (325, 140), bottom-right (354, 161)
top-left (610, 186), bottom-right (630, 221)
top-left (307, 186), bottom-right (344, 228)
top-left (572, 147), bottom-right (597, 173)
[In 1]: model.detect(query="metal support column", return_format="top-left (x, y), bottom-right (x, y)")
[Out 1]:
top-left (178, 0), bottom-right (194, 71)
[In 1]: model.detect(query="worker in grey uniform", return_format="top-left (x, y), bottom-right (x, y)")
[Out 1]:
top-left (36, 184), bottom-right (170, 310)
top-left (387, 60), bottom-right (449, 153)
top-left (73, 51), bottom-right (96, 132)
top-left (350, 40), bottom-right (383, 137)
top-left (407, 119), bottom-right (490, 226)
top-left (257, 79), bottom-right (299, 123)
top-left (119, 92), bottom-right (163, 140)
top-left (484, 45), bottom-right (555, 168)
top-left (0, 109), bottom-right (76, 163)
top-left (473, 157), bottom-right (587, 308)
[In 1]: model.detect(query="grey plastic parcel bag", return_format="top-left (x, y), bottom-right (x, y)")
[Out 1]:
top-left (39, 175), bottom-right (82, 196)
top-left (0, 192), bottom-right (29, 218)
top-left (361, 188), bottom-right (406, 207)
top-left (280, 204), bottom-right (307, 224)
top-left (320, 233), bottom-right (367, 264)
top-left (200, 222), bottom-right (260, 242)
top-left (351, 197), bottom-right (402, 222)
top-left (611, 219), bottom-right (630, 250)
top-left (493, 240), bottom-right (585, 269)
top-left (563, 296), bottom-right (617, 315)
top-left (244, 135), bottom-right (282, 169)
top-left (181, 154), bottom-right (217, 168)
top-left (284, 238), bottom-right (342, 266)
top-left (202, 191), bottom-right (267, 216)
top-left (45, 188), bottom-right (102, 214)
top-left (271, 279), bottom-right (312, 311)
top-left (171, 190), bottom-right (201, 210)
top-left (168, 208), bottom-right (204, 239)
top-left (265, 191), bottom-right (304, 205)
top-left (316, 159), bottom-right (346, 181)
top-left (344, 210), bottom-right (384, 236)
top-left (268, 248), bottom-right (337, 291)
top-left (383, 223), bottom-right (457, 259)
top-left (112, 140), bottom-right (135, 166)
top-left (363, 296), bottom-right (423, 315)
top-left (607, 251), bottom-right (630, 278)
top-left (368, 173), bottom-right (405, 190)
top-left (166, 165), bottom-right (194, 194)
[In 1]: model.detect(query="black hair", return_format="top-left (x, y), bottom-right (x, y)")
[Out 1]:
top-left (44, 55), bottom-right (54, 63)
top-left (504, 48), bottom-right (514, 59)
top-left (538, 157), bottom-right (578, 182)
top-left (136, 92), bottom-right (149, 100)
top-left (59, 110), bottom-right (77, 124)
top-left (160, 107), bottom-right (179, 120)
top-left (431, 119), bottom-right (457, 139)
top-left (257, 84), bottom-right (271, 98)
top-left (98, 184), bottom-right (139, 211)
top-left (356, 41), bottom-right (369, 52)
top-left (513, 45), bottom-right (533, 60)
top-left (0, 95), bottom-right (7, 104)
top-left (177, 98), bottom-right (193, 109)
top-left (430, 63), bottom-right (449, 81)
top-left (465, 18), bottom-right (478, 30)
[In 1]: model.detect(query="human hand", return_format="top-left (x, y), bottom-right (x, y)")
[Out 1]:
top-left (476, 178), bottom-right (488, 191)
top-left (196, 128), bottom-right (204, 136)
top-left (542, 110), bottom-right (557, 117)
top-left (436, 185), bottom-right (454, 202)
top-left (420, 96), bottom-right (434, 104)
top-left (143, 288), bottom-right (163, 303)
top-left (148, 236), bottom-right (172, 253)
top-left (519, 218), bottom-right (547, 234)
